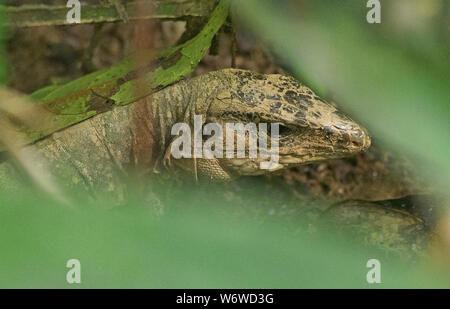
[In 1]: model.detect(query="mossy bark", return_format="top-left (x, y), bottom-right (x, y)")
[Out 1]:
top-left (1, 0), bottom-right (216, 28)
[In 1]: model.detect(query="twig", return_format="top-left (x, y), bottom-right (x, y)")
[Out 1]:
top-left (1, 0), bottom-right (215, 28)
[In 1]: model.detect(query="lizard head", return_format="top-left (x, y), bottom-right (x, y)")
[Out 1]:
top-left (170, 69), bottom-right (370, 180)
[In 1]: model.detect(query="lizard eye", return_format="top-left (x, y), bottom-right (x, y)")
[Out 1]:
top-left (278, 125), bottom-right (293, 136)
top-left (267, 124), bottom-right (293, 137)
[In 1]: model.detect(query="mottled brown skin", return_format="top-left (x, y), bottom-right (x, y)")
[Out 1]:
top-left (165, 69), bottom-right (370, 180)
top-left (3, 69), bottom-right (434, 256)
top-left (324, 200), bottom-right (430, 258)
top-left (0, 69), bottom-right (370, 198)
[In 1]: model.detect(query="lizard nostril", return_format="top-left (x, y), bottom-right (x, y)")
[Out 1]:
top-left (349, 128), bottom-right (370, 150)
top-left (351, 140), bottom-right (366, 149)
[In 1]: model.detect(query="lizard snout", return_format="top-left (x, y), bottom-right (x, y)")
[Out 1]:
top-left (348, 126), bottom-right (371, 152)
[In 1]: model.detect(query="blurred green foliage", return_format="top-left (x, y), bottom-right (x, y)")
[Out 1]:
top-left (0, 0), bottom-right (5, 84)
top-left (0, 188), bottom-right (449, 288)
top-left (235, 0), bottom-right (450, 191)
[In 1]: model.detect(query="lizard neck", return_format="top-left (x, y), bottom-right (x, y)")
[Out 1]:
top-left (130, 71), bottom-right (231, 167)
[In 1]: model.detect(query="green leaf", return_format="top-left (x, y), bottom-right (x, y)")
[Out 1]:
top-left (13, 0), bottom-right (229, 151)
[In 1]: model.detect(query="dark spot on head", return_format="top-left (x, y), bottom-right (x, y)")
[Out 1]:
top-left (284, 90), bottom-right (297, 103)
top-left (271, 101), bottom-right (282, 108)
top-left (246, 97), bottom-right (258, 107)
top-left (311, 111), bottom-right (321, 119)
top-left (233, 89), bottom-right (259, 107)
top-left (235, 90), bottom-right (244, 100)
top-left (267, 94), bottom-right (281, 100)
top-left (284, 90), bottom-right (313, 107)
top-left (270, 101), bottom-right (282, 114)
top-left (314, 96), bottom-right (327, 103)
top-left (255, 74), bottom-right (266, 80)
top-left (282, 105), bottom-right (295, 113)
top-left (299, 94), bottom-right (312, 100)
top-left (294, 111), bottom-right (306, 122)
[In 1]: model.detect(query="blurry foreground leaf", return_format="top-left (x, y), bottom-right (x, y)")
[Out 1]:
top-left (0, 87), bottom-right (69, 205)
top-left (0, 189), bottom-right (449, 288)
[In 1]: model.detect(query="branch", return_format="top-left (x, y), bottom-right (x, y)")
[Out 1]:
top-left (0, 0), bottom-right (216, 28)
top-left (0, 0), bottom-right (230, 152)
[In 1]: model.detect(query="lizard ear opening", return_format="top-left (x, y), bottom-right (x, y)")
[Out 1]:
top-left (278, 124), bottom-right (292, 136)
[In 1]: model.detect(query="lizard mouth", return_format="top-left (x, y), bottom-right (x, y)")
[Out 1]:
top-left (201, 121), bottom-right (371, 177)
top-left (276, 125), bottom-right (371, 166)
top-left (347, 126), bottom-right (371, 152)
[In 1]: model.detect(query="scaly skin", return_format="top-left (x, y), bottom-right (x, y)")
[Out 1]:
top-left (172, 69), bottom-right (371, 180)
top-left (0, 69), bottom-right (370, 201)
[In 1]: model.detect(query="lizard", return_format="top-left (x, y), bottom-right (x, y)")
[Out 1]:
top-left (0, 68), bottom-right (370, 203)
top-left (3, 69), bottom-right (436, 258)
